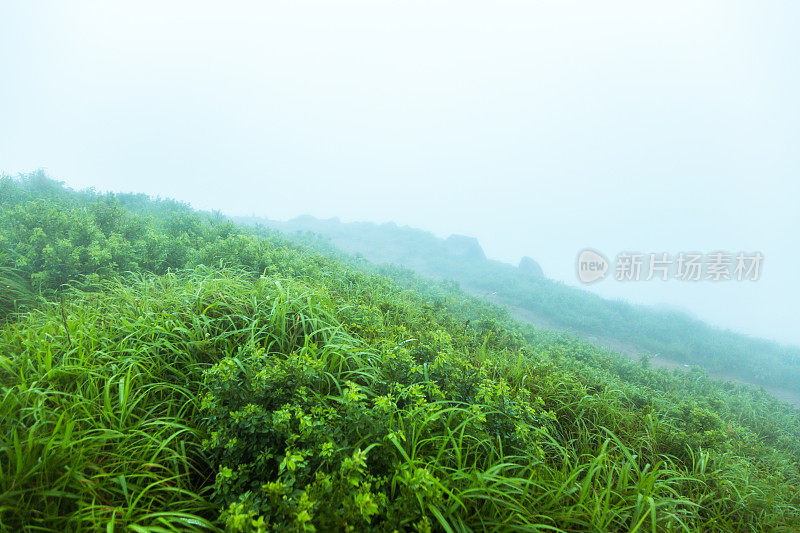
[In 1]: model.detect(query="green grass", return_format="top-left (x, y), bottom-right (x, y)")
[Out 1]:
top-left (1, 267), bottom-right (798, 531)
top-left (243, 213), bottom-right (800, 392)
top-left (0, 274), bottom-right (219, 530)
top-left (0, 264), bottom-right (34, 321)
top-left (1, 173), bottom-right (799, 531)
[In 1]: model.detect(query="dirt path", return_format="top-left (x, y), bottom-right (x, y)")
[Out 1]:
top-left (465, 287), bottom-right (800, 408)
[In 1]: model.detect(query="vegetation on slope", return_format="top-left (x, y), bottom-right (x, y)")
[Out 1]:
top-left (4, 267), bottom-right (799, 531)
top-left (1, 173), bottom-right (799, 531)
top-left (0, 264), bottom-right (34, 320)
top-left (238, 214), bottom-right (800, 391)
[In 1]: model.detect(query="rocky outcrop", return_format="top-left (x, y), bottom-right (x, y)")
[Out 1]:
top-left (443, 234), bottom-right (485, 261)
top-left (519, 256), bottom-right (544, 278)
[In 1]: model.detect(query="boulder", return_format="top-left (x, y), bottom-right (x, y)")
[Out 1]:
top-left (443, 234), bottom-right (486, 260)
top-left (519, 256), bottom-right (544, 278)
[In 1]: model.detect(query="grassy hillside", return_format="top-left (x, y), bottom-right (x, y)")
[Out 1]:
top-left (1, 173), bottom-right (800, 531)
top-left (236, 214), bottom-right (800, 393)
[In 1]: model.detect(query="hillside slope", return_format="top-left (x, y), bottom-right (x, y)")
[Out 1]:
top-left (1, 173), bottom-right (799, 531)
top-left (236, 214), bottom-right (800, 396)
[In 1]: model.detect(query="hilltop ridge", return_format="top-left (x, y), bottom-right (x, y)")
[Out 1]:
top-left (235, 213), bottom-right (800, 397)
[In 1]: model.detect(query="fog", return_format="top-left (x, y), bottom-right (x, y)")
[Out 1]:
top-left (2, 1), bottom-right (798, 344)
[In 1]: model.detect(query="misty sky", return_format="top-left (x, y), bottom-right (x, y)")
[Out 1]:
top-left (1, 1), bottom-right (798, 345)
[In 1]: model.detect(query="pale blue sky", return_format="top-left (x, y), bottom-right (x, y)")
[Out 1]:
top-left (1, 1), bottom-right (798, 344)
